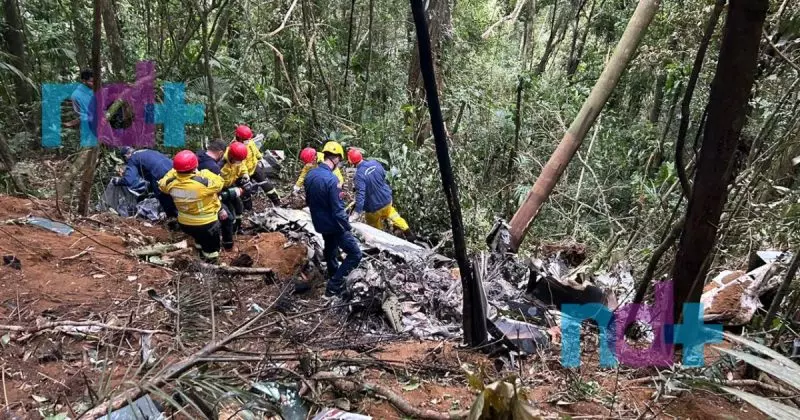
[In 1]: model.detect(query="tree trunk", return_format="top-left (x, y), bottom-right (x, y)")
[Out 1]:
top-left (100, 0), bottom-right (126, 77)
top-left (535, 2), bottom-right (570, 77)
top-left (675, 0), bottom-right (725, 199)
top-left (77, 0), bottom-right (104, 216)
top-left (508, 0), bottom-right (661, 252)
top-left (411, 0), bottom-right (486, 347)
top-left (342, 0), bottom-right (357, 91)
top-left (71, 0), bottom-right (90, 66)
top-left (357, 0), bottom-right (374, 122)
top-left (671, 0), bottom-right (769, 320)
top-left (407, 0), bottom-right (451, 99)
top-left (2, 0), bottom-right (32, 105)
top-left (565, 0), bottom-right (591, 76)
top-left (201, 9), bottom-right (223, 140)
top-left (648, 70), bottom-right (667, 124)
top-left (0, 133), bottom-right (26, 193)
top-left (505, 76), bottom-right (525, 216)
top-left (209, 8), bottom-right (231, 56)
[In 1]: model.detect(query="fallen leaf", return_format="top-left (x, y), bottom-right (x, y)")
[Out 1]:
top-left (126, 275), bottom-right (138, 282)
top-left (32, 395), bottom-right (48, 403)
top-left (92, 274), bottom-right (106, 279)
top-left (1, 333), bottom-right (10, 346)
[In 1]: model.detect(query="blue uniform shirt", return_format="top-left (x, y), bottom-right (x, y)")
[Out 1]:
top-left (305, 163), bottom-right (351, 234)
top-left (119, 149), bottom-right (173, 188)
top-left (354, 159), bottom-right (393, 213)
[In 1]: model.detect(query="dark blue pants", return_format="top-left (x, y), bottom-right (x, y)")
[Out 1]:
top-left (322, 231), bottom-right (362, 295)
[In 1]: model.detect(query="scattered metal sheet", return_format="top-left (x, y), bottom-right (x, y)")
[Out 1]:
top-left (97, 395), bottom-right (163, 420)
top-left (312, 408), bottom-right (372, 420)
top-left (26, 216), bottom-right (74, 236)
top-left (253, 207), bottom-right (439, 262)
top-left (748, 250), bottom-right (793, 271)
top-left (490, 317), bottom-right (550, 354)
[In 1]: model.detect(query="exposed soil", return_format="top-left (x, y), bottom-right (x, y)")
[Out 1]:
top-left (232, 232), bottom-right (307, 278)
top-left (0, 195), bottom-right (778, 419)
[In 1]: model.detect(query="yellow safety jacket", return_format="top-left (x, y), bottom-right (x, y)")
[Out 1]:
top-left (223, 140), bottom-right (262, 176)
top-left (158, 169), bottom-right (224, 226)
top-left (296, 163), bottom-right (343, 189)
top-left (220, 156), bottom-right (247, 188)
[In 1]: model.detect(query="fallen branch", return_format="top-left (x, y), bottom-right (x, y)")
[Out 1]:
top-left (0, 320), bottom-right (171, 339)
top-left (197, 261), bottom-right (274, 275)
top-left (61, 249), bottom-right (91, 260)
top-left (314, 372), bottom-right (470, 420)
top-left (626, 376), bottom-right (798, 397)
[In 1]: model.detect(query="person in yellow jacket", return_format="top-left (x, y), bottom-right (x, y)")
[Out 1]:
top-left (294, 148), bottom-right (344, 193)
top-left (158, 150), bottom-right (240, 262)
top-left (220, 141), bottom-right (249, 234)
top-left (230, 125), bottom-right (281, 208)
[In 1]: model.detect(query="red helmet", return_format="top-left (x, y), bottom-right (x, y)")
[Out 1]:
top-left (347, 148), bottom-right (363, 165)
top-left (173, 150), bottom-right (198, 172)
top-left (228, 141), bottom-right (249, 162)
top-left (300, 147), bottom-right (317, 164)
top-left (235, 125), bottom-right (253, 140)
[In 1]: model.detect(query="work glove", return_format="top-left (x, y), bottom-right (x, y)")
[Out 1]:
top-left (219, 208), bottom-right (229, 221)
top-left (110, 176), bottom-right (121, 186)
top-left (349, 211), bottom-right (361, 223)
top-left (292, 185), bottom-right (301, 194)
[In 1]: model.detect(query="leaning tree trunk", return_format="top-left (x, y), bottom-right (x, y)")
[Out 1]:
top-left (508, 0), bottom-right (661, 252)
top-left (77, 0), bottom-right (104, 216)
top-left (2, 0), bottom-right (32, 105)
top-left (100, 0), bottom-right (126, 77)
top-left (671, 0), bottom-right (769, 320)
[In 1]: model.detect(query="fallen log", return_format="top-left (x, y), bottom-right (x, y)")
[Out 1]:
top-left (313, 372), bottom-right (470, 420)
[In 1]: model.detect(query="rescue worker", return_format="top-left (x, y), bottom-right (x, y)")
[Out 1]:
top-left (294, 147), bottom-right (344, 193)
top-left (158, 150), bottom-right (239, 263)
top-left (196, 139), bottom-right (228, 175)
top-left (113, 147), bottom-right (178, 220)
top-left (347, 148), bottom-right (412, 237)
top-left (230, 125), bottom-right (281, 208)
top-left (219, 141), bottom-right (249, 234)
top-left (63, 69), bottom-right (96, 135)
top-left (305, 141), bottom-right (362, 298)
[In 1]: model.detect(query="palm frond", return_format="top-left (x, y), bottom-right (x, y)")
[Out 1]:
top-left (715, 333), bottom-right (800, 420)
